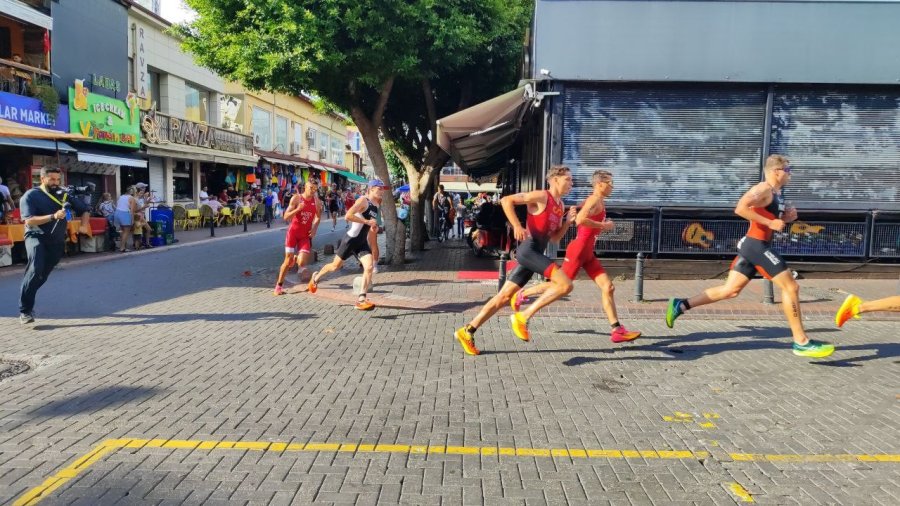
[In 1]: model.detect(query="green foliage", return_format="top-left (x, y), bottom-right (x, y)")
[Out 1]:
top-left (383, 143), bottom-right (406, 183)
top-left (28, 83), bottom-right (59, 119)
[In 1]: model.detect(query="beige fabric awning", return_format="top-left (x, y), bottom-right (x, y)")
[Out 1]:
top-left (436, 84), bottom-right (534, 178)
top-left (144, 142), bottom-right (258, 166)
top-left (0, 118), bottom-right (87, 140)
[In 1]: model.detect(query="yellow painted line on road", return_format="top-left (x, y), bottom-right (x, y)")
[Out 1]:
top-left (14, 439), bottom-right (900, 505)
top-left (729, 482), bottom-right (754, 502)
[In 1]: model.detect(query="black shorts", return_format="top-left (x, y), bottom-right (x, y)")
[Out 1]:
top-left (731, 236), bottom-right (788, 280)
top-left (329, 203), bottom-right (339, 213)
top-left (335, 235), bottom-right (371, 261)
top-left (508, 238), bottom-right (556, 287)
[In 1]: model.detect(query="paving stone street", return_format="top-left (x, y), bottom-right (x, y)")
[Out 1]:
top-left (1, 227), bottom-right (898, 505)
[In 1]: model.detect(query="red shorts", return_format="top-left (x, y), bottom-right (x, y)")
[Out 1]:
top-left (285, 226), bottom-right (312, 254)
top-left (562, 237), bottom-right (605, 280)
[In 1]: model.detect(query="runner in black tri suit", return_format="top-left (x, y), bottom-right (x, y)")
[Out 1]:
top-left (308, 180), bottom-right (384, 310)
top-left (664, 155), bottom-right (834, 358)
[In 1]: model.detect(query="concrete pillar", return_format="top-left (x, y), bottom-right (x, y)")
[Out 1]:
top-left (208, 91), bottom-right (222, 127)
top-left (114, 169), bottom-right (122, 197)
top-left (163, 157), bottom-right (175, 207)
top-left (159, 74), bottom-right (186, 118)
top-left (192, 160), bottom-right (202, 207)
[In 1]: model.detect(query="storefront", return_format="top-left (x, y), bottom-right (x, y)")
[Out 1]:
top-left (140, 109), bottom-right (256, 205)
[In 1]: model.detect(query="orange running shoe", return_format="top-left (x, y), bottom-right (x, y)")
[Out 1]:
top-left (355, 299), bottom-right (375, 311)
top-left (835, 294), bottom-right (862, 327)
top-left (454, 327), bottom-right (480, 356)
top-left (510, 312), bottom-right (530, 342)
top-left (610, 326), bottom-right (641, 343)
top-left (308, 271), bottom-right (319, 294)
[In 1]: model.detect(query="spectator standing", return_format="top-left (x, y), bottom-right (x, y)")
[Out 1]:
top-left (114, 186), bottom-right (137, 252)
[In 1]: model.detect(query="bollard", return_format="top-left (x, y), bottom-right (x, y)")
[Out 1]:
top-left (243, 215), bottom-right (248, 232)
top-left (498, 251), bottom-right (508, 292)
top-left (209, 214), bottom-right (215, 237)
top-left (763, 279), bottom-right (775, 304)
top-left (634, 252), bottom-right (645, 302)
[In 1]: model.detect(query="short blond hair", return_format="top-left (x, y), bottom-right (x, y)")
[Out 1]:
top-left (547, 164), bottom-right (571, 180)
top-left (591, 169), bottom-right (612, 185)
top-left (764, 155), bottom-right (790, 172)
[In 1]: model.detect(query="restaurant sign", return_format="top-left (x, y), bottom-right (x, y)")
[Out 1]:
top-left (0, 91), bottom-right (69, 131)
top-left (140, 109), bottom-right (254, 155)
top-left (68, 80), bottom-right (140, 148)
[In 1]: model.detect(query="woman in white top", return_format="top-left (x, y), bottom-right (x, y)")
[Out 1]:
top-left (114, 187), bottom-right (137, 252)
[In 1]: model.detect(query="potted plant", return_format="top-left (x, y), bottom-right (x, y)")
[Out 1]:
top-left (28, 82), bottom-right (59, 120)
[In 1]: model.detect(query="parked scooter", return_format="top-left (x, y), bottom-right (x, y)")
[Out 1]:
top-left (465, 201), bottom-right (510, 257)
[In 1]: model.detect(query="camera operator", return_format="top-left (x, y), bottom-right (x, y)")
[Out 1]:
top-left (18, 166), bottom-right (90, 325)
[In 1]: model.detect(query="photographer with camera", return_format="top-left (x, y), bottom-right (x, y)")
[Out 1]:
top-left (18, 167), bottom-right (90, 324)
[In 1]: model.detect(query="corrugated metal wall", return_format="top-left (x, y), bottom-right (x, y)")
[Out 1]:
top-left (561, 86), bottom-right (767, 207)
top-left (770, 89), bottom-right (900, 211)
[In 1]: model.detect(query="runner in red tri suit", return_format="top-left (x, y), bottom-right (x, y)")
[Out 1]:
top-left (274, 179), bottom-right (320, 295)
top-left (512, 170), bottom-right (641, 343)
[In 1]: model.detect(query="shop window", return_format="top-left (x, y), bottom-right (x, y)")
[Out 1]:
top-left (173, 161), bottom-right (194, 201)
top-left (252, 107), bottom-right (272, 150)
top-left (306, 127), bottom-right (317, 149)
top-left (292, 122), bottom-right (302, 152)
top-left (319, 132), bottom-right (329, 161)
top-left (220, 94), bottom-right (243, 132)
top-left (185, 83), bottom-right (209, 123)
top-left (331, 137), bottom-right (342, 166)
top-left (275, 115), bottom-right (288, 153)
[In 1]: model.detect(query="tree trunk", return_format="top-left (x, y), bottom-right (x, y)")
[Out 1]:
top-left (349, 105), bottom-right (406, 265)
top-left (407, 165), bottom-right (436, 250)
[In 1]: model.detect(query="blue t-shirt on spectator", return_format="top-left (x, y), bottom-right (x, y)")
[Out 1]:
top-left (20, 187), bottom-right (89, 243)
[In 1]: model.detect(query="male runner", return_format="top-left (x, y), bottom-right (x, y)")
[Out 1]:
top-left (308, 180), bottom-right (384, 310)
top-left (512, 170), bottom-right (641, 343)
top-left (454, 165), bottom-right (577, 356)
top-left (835, 294), bottom-right (900, 327)
top-left (665, 155), bottom-right (834, 358)
top-left (274, 179), bottom-right (320, 295)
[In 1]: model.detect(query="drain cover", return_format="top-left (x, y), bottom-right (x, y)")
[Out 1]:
top-left (0, 360), bottom-right (30, 381)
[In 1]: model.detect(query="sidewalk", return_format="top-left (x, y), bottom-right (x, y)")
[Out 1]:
top-left (304, 236), bottom-right (900, 321)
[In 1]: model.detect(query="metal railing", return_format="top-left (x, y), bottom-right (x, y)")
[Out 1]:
top-left (870, 222), bottom-right (900, 258)
top-left (560, 218), bottom-right (654, 253)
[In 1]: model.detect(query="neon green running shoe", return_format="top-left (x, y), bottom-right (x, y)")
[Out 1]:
top-left (665, 298), bottom-right (684, 329)
top-left (792, 339), bottom-right (835, 358)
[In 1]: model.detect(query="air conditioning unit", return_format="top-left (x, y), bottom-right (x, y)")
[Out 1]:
top-left (253, 134), bottom-right (261, 147)
top-left (290, 141), bottom-right (301, 154)
top-left (305, 129), bottom-right (316, 141)
top-left (318, 148), bottom-right (328, 160)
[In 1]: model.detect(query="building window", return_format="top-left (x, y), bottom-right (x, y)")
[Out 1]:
top-left (147, 71), bottom-right (161, 111)
top-left (292, 122), bottom-right (302, 153)
top-left (173, 161), bottom-right (194, 201)
top-left (252, 106), bottom-right (272, 150)
top-left (350, 131), bottom-right (361, 153)
top-left (306, 127), bottom-right (317, 149)
top-left (331, 136), bottom-right (342, 166)
top-left (220, 95), bottom-right (243, 132)
top-left (319, 132), bottom-right (329, 161)
top-left (275, 115), bottom-right (288, 153)
top-left (184, 83), bottom-right (209, 123)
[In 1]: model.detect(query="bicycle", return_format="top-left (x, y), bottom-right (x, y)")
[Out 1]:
top-left (437, 211), bottom-right (451, 242)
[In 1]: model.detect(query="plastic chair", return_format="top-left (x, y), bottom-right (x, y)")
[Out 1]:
top-left (199, 204), bottom-right (214, 228)
top-left (252, 203), bottom-right (264, 222)
top-left (185, 208), bottom-right (201, 229)
top-left (219, 207), bottom-right (235, 226)
top-left (240, 206), bottom-right (252, 225)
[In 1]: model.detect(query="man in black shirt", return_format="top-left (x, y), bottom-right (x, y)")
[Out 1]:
top-left (18, 166), bottom-right (90, 324)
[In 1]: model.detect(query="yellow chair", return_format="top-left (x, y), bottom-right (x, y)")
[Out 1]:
top-left (172, 205), bottom-right (187, 230)
top-left (185, 208), bottom-right (201, 230)
top-left (239, 206), bottom-right (252, 225)
top-left (219, 207), bottom-right (235, 226)
top-left (199, 205), bottom-right (215, 228)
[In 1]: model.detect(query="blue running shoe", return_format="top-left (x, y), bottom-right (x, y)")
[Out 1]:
top-left (665, 298), bottom-right (684, 329)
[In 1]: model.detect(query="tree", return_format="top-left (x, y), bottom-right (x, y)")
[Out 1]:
top-left (180, 0), bottom-right (530, 263)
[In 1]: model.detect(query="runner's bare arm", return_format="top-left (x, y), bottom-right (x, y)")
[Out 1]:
top-left (575, 195), bottom-right (607, 229)
top-left (550, 205), bottom-right (578, 243)
top-left (734, 183), bottom-right (780, 229)
top-left (282, 195), bottom-right (302, 221)
top-left (346, 197), bottom-right (375, 226)
top-left (500, 191), bottom-right (547, 240)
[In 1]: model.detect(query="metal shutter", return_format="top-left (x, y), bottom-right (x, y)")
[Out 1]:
top-left (561, 86), bottom-right (767, 207)
top-left (770, 89), bottom-right (900, 211)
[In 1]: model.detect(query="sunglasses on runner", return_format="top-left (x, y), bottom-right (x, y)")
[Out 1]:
top-left (776, 166), bottom-right (792, 174)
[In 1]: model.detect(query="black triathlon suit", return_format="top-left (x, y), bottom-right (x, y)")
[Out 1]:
top-left (732, 190), bottom-right (788, 280)
top-left (335, 199), bottom-right (377, 260)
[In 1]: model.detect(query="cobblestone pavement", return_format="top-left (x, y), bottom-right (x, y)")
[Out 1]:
top-left (1, 230), bottom-right (897, 505)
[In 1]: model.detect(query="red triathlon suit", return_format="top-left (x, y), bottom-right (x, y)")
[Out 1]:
top-left (562, 207), bottom-right (606, 280)
top-left (285, 194), bottom-right (317, 253)
top-left (508, 191), bottom-right (565, 287)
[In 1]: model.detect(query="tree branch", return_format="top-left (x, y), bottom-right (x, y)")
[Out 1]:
top-left (372, 76), bottom-right (395, 129)
top-left (422, 78), bottom-right (437, 135)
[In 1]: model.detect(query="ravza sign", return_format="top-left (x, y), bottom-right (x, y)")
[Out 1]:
top-left (141, 109), bottom-right (251, 154)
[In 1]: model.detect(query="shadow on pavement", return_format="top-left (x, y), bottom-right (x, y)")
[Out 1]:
top-left (31, 312), bottom-right (314, 330)
top-left (28, 385), bottom-right (162, 417)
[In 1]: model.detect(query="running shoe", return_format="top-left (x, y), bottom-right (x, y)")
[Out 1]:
top-left (355, 299), bottom-right (375, 311)
top-left (454, 327), bottom-right (480, 356)
top-left (308, 272), bottom-right (319, 294)
top-left (610, 326), bottom-right (641, 343)
top-left (792, 339), bottom-right (835, 358)
top-left (273, 285), bottom-right (284, 296)
top-left (19, 312), bottom-right (34, 325)
top-left (835, 294), bottom-right (862, 328)
top-left (665, 298), bottom-right (684, 328)
top-left (510, 289), bottom-right (528, 312)
top-left (510, 312), bottom-right (530, 342)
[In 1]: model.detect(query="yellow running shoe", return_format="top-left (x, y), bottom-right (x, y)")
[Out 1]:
top-left (454, 327), bottom-right (480, 356)
top-left (510, 312), bottom-right (530, 342)
top-left (835, 294), bottom-right (862, 327)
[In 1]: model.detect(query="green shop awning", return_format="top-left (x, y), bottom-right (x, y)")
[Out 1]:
top-left (334, 169), bottom-right (367, 184)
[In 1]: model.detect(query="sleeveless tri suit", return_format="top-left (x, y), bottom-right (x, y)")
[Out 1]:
top-left (731, 189), bottom-right (788, 280)
top-left (508, 191), bottom-right (565, 286)
top-left (561, 207), bottom-right (607, 280)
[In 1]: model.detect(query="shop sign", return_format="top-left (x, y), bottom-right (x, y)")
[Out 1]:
top-left (133, 23), bottom-right (148, 100)
top-left (91, 74), bottom-right (122, 93)
top-left (68, 80), bottom-right (140, 148)
top-left (0, 91), bottom-right (69, 131)
top-left (140, 109), bottom-right (254, 155)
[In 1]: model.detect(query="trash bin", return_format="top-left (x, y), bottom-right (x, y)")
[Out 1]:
top-left (150, 208), bottom-right (175, 245)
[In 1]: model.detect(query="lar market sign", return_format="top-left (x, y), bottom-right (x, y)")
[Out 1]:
top-left (68, 79), bottom-right (140, 148)
top-left (141, 108), bottom-right (254, 155)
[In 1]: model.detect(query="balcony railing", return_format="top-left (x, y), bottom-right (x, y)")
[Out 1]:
top-left (0, 58), bottom-right (51, 95)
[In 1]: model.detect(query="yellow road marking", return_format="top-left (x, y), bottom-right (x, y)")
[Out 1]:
top-left (13, 439), bottom-right (900, 505)
top-left (729, 482), bottom-right (754, 502)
